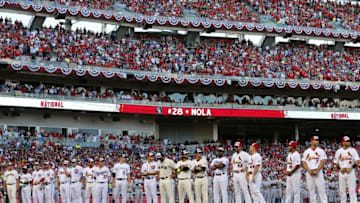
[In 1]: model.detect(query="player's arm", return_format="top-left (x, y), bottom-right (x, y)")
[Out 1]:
top-left (287, 164), bottom-right (300, 176)
top-left (64, 168), bottom-right (70, 177)
top-left (3, 174), bottom-right (7, 193)
top-left (301, 161), bottom-right (312, 174)
top-left (16, 174), bottom-right (20, 191)
top-left (313, 159), bottom-right (325, 175)
top-left (252, 164), bottom-right (260, 183)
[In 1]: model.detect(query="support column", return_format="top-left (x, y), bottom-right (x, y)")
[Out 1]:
top-left (30, 16), bottom-right (46, 30)
top-left (154, 121), bottom-right (160, 140)
top-left (295, 124), bottom-right (299, 141)
top-left (261, 36), bottom-right (275, 49)
top-left (334, 41), bottom-right (345, 52)
top-left (101, 23), bottom-right (107, 33)
top-left (213, 121), bottom-right (218, 142)
top-left (274, 131), bottom-right (279, 144)
top-left (116, 26), bottom-right (134, 39)
top-left (238, 34), bottom-right (244, 41)
top-left (185, 31), bottom-right (200, 47)
top-left (65, 19), bottom-right (72, 32)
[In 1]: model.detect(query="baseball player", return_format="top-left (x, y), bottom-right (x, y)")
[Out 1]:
top-left (19, 166), bottom-right (32, 203)
top-left (83, 158), bottom-right (96, 203)
top-left (246, 143), bottom-right (266, 203)
top-left (32, 162), bottom-right (45, 203)
top-left (285, 141), bottom-right (301, 203)
top-left (3, 163), bottom-right (19, 203)
top-left (69, 159), bottom-right (83, 202)
top-left (191, 148), bottom-right (208, 203)
top-left (57, 160), bottom-right (71, 203)
top-left (231, 141), bottom-right (251, 203)
top-left (133, 173), bottom-right (144, 203)
top-left (94, 157), bottom-right (110, 203)
top-left (176, 150), bottom-right (194, 203)
top-left (157, 152), bottom-right (176, 203)
top-left (112, 154), bottom-right (131, 203)
top-left (141, 152), bottom-right (158, 203)
top-left (43, 161), bottom-right (55, 203)
top-left (210, 147), bottom-right (229, 203)
top-left (334, 135), bottom-right (360, 203)
top-left (302, 135), bottom-right (328, 203)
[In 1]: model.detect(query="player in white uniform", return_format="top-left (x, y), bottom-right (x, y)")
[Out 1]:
top-left (69, 159), bottom-right (83, 202)
top-left (334, 135), bottom-right (360, 203)
top-left (231, 141), bottom-right (251, 203)
top-left (285, 141), bottom-right (301, 203)
top-left (141, 152), bottom-right (159, 203)
top-left (157, 152), bottom-right (176, 203)
top-left (57, 160), bottom-right (71, 203)
top-left (84, 158), bottom-right (96, 203)
top-left (191, 148), bottom-right (208, 203)
top-left (112, 154), bottom-right (131, 203)
top-left (176, 150), bottom-right (194, 203)
top-left (19, 166), bottom-right (32, 203)
top-left (94, 157), bottom-right (110, 203)
top-left (32, 162), bottom-right (45, 203)
top-left (302, 136), bottom-right (328, 203)
top-left (210, 147), bottom-right (229, 203)
top-left (3, 163), bottom-right (19, 203)
top-left (246, 143), bottom-right (266, 203)
top-left (43, 161), bottom-right (55, 203)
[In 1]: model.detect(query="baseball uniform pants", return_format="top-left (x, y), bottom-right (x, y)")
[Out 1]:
top-left (95, 182), bottom-right (108, 203)
top-left (306, 172), bottom-right (328, 203)
top-left (249, 174), bottom-right (266, 203)
top-left (44, 184), bottom-right (55, 203)
top-left (339, 170), bottom-right (357, 203)
top-left (6, 184), bottom-right (16, 203)
top-left (194, 177), bottom-right (208, 203)
top-left (60, 182), bottom-right (71, 203)
top-left (32, 184), bottom-right (44, 203)
top-left (135, 189), bottom-right (143, 203)
top-left (114, 180), bottom-right (128, 203)
top-left (21, 185), bottom-right (31, 203)
top-left (233, 172), bottom-right (251, 203)
top-left (178, 179), bottom-right (194, 203)
top-left (144, 178), bottom-right (158, 203)
top-left (285, 172), bottom-right (301, 203)
top-left (85, 182), bottom-right (96, 203)
top-left (160, 177), bottom-right (175, 203)
top-left (213, 174), bottom-right (228, 203)
top-left (71, 182), bottom-right (82, 202)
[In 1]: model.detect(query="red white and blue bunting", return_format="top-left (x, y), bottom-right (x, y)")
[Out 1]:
top-left (8, 63), bottom-right (360, 91)
top-left (0, 0), bottom-right (357, 40)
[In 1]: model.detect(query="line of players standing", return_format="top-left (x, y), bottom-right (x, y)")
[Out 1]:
top-left (2, 135), bottom-right (359, 203)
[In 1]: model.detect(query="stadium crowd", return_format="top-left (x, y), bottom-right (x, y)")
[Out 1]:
top-left (1, 81), bottom-right (360, 110)
top-left (1, 18), bottom-right (360, 82)
top-left (19, 0), bottom-right (360, 31)
top-left (0, 127), bottom-right (359, 202)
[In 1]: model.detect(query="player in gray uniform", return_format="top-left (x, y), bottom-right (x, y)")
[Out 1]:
top-left (133, 174), bottom-right (144, 203)
top-left (262, 177), bottom-right (271, 202)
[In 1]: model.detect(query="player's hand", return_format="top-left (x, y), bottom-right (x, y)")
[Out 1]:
top-left (252, 177), bottom-right (255, 183)
top-left (345, 168), bottom-right (352, 173)
top-left (246, 176), bottom-right (249, 183)
top-left (340, 168), bottom-right (346, 173)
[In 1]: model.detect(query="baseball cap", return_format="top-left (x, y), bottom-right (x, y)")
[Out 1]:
top-left (251, 143), bottom-right (259, 150)
top-left (147, 152), bottom-right (154, 157)
top-left (217, 147), bottom-right (224, 152)
top-left (182, 150), bottom-right (189, 155)
top-left (121, 154), bottom-right (127, 158)
top-left (156, 152), bottom-right (162, 159)
top-left (64, 160), bottom-right (69, 165)
top-left (195, 148), bottom-right (203, 154)
top-left (99, 158), bottom-right (105, 162)
top-left (22, 166), bottom-right (27, 169)
top-left (234, 141), bottom-right (242, 148)
top-left (8, 162), bottom-right (13, 166)
top-left (88, 158), bottom-right (94, 163)
top-left (311, 136), bottom-right (319, 141)
top-left (44, 161), bottom-right (49, 165)
top-left (288, 141), bottom-right (297, 147)
top-left (342, 136), bottom-right (350, 142)
top-left (71, 159), bottom-right (77, 163)
top-left (34, 162), bottom-right (39, 166)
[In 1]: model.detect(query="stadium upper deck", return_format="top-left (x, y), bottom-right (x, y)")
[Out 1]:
top-left (0, 0), bottom-right (359, 40)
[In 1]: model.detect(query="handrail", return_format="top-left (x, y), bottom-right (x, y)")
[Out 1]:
top-left (2, 58), bottom-right (359, 87)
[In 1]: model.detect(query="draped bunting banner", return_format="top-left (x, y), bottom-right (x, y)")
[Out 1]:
top-left (8, 64), bottom-right (360, 91)
top-left (0, 0), bottom-right (357, 40)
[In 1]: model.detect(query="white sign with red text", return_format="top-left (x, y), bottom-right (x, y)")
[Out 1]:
top-left (284, 111), bottom-right (360, 120)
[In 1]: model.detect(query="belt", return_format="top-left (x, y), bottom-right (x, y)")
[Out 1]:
top-left (60, 182), bottom-right (69, 184)
top-left (160, 176), bottom-right (169, 180)
top-left (195, 176), bottom-right (205, 179)
top-left (6, 183), bottom-right (15, 185)
top-left (116, 178), bottom-right (126, 181)
top-left (71, 181), bottom-right (79, 184)
top-left (97, 182), bottom-right (106, 184)
top-left (44, 182), bottom-right (52, 185)
top-left (215, 173), bottom-right (225, 176)
top-left (87, 182), bottom-right (95, 184)
top-left (178, 178), bottom-right (190, 180)
top-left (248, 172), bottom-right (253, 175)
top-left (145, 177), bottom-right (155, 180)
